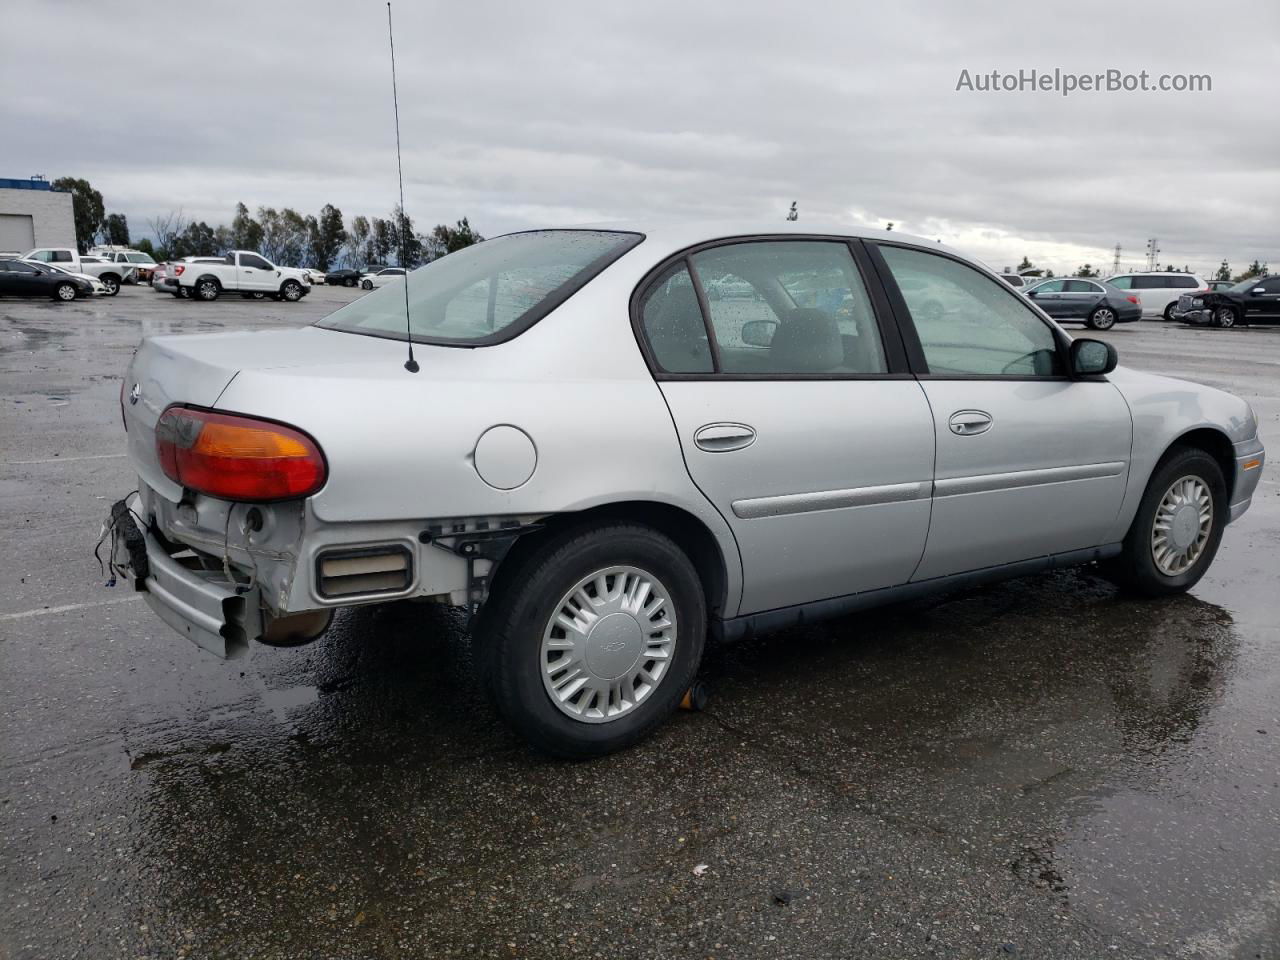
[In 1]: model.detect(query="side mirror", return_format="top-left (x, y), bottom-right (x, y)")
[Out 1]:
top-left (1071, 338), bottom-right (1117, 377)
top-left (740, 319), bottom-right (777, 347)
top-left (1252, 287), bottom-right (1265, 294)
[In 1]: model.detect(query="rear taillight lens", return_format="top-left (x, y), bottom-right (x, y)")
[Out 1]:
top-left (173, 264), bottom-right (185, 276)
top-left (155, 407), bottom-right (326, 501)
top-left (1126, 295), bottom-right (1140, 305)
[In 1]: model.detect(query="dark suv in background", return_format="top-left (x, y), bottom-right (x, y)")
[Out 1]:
top-left (1175, 276), bottom-right (1280, 328)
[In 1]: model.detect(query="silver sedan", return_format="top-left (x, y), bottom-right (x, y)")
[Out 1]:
top-left (110, 222), bottom-right (1265, 756)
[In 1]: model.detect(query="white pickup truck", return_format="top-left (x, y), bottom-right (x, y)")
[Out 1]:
top-left (22, 248), bottom-right (135, 296)
top-left (165, 250), bottom-right (312, 302)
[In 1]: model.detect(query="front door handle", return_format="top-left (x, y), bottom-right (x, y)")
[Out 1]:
top-left (694, 422), bottom-right (756, 452)
top-left (948, 410), bottom-right (993, 436)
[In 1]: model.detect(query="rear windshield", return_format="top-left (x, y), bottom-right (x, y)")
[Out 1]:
top-left (316, 230), bottom-right (643, 345)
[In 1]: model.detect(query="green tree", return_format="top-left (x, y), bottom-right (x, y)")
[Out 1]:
top-left (52, 177), bottom-right (105, 252)
top-left (231, 202), bottom-right (264, 252)
top-left (345, 215), bottom-right (370, 267)
top-left (369, 217), bottom-right (394, 265)
top-left (1016, 255), bottom-right (1034, 274)
top-left (180, 221), bottom-right (218, 256)
top-left (212, 224), bottom-right (233, 255)
top-left (134, 238), bottom-right (156, 258)
top-left (431, 217), bottom-right (483, 256)
top-left (1214, 260), bottom-right (1231, 281)
top-left (1234, 260), bottom-right (1267, 281)
top-left (102, 212), bottom-right (130, 246)
top-left (391, 205), bottom-right (424, 267)
top-left (1075, 264), bottom-right (1098, 277)
top-left (308, 204), bottom-right (346, 270)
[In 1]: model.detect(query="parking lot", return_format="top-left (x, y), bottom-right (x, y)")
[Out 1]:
top-left (1, 285), bottom-right (1278, 958)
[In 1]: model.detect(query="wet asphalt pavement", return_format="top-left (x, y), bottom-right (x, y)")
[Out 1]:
top-left (1, 285), bottom-right (1278, 959)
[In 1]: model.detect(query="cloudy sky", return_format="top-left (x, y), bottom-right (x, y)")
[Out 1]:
top-left (4, 1), bottom-right (1277, 275)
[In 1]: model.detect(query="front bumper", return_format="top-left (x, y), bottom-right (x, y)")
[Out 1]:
top-left (1175, 308), bottom-right (1213, 325)
top-left (1229, 436), bottom-right (1265, 523)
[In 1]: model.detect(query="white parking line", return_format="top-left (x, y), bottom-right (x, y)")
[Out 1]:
top-left (0, 595), bottom-right (141, 622)
top-left (5, 454), bottom-right (128, 465)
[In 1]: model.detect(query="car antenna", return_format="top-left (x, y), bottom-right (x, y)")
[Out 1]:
top-left (386, 1), bottom-right (418, 373)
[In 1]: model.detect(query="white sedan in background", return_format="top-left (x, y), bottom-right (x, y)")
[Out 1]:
top-left (44, 262), bottom-right (107, 295)
top-left (361, 267), bottom-right (406, 290)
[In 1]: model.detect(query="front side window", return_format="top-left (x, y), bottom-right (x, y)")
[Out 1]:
top-left (687, 241), bottom-right (887, 375)
top-left (240, 254), bottom-right (271, 270)
top-left (318, 230), bottom-right (641, 344)
top-left (878, 244), bottom-right (1062, 377)
top-left (1030, 279), bottom-right (1065, 293)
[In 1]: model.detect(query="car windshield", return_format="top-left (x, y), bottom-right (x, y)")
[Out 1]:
top-left (1229, 277), bottom-right (1263, 292)
top-left (125, 253), bottom-right (156, 264)
top-left (316, 230), bottom-right (643, 344)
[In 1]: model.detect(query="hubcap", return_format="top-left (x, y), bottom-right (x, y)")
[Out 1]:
top-left (58, 285), bottom-right (74, 300)
top-left (104, 279), bottom-right (118, 294)
top-left (540, 565), bottom-right (677, 724)
top-left (1151, 475), bottom-right (1213, 576)
top-left (285, 284), bottom-right (300, 300)
top-left (200, 282), bottom-right (215, 298)
top-left (1216, 308), bottom-right (1235, 327)
top-left (1093, 309), bottom-right (1114, 328)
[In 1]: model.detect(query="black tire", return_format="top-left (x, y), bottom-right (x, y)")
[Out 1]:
top-left (100, 274), bottom-right (121, 296)
top-left (1107, 446), bottom-right (1227, 597)
top-left (1162, 302), bottom-right (1177, 322)
top-left (194, 278), bottom-right (220, 301)
top-left (344, 277), bottom-right (356, 288)
top-left (361, 279), bottom-right (373, 290)
top-left (53, 282), bottom-right (78, 302)
top-left (280, 280), bottom-right (303, 302)
top-left (477, 523), bottom-right (707, 758)
top-left (1213, 306), bottom-right (1238, 328)
top-left (1087, 306), bottom-right (1116, 330)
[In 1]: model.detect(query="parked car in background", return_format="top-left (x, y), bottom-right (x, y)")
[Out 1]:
top-left (21, 247), bottom-right (133, 295)
top-left (1207, 280), bottom-right (1237, 292)
top-left (304, 268), bottom-right (327, 285)
top-left (1175, 275), bottom-right (1280, 327)
top-left (324, 268), bottom-right (364, 287)
top-left (1000, 273), bottom-right (1032, 288)
top-left (107, 221), bottom-right (1264, 757)
top-left (0, 258), bottom-right (95, 300)
top-left (361, 267), bottom-right (406, 290)
top-left (45, 262), bottom-right (108, 295)
top-left (89, 247), bottom-right (160, 282)
top-left (164, 251), bottom-right (312, 302)
top-left (1105, 272), bottom-right (1207, 320)
top-left (1024, 278), bottom-right (1141, 330)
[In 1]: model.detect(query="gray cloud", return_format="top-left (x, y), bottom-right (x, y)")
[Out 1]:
top-left (4, 0), bottom-right (1277, 275)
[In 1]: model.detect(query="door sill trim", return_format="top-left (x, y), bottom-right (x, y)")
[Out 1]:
top-left (714, 543), bottom-right (1122, 642)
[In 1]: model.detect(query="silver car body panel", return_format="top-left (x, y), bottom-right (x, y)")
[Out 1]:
top-left (117, 220), bottom-right (1263, 654)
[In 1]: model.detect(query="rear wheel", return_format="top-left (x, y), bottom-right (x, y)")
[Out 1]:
top-left (194, 278), bottom-right (220, 301)
top-left (1213, 306), bottom-right (1238, 328)
top-left (361, 278), bottom-right (374, 290)
top-left (1107, 446), bottom-right (1227, 596)
top-left (478, 523), bottom-right (706, 758)
top-left (54, 282), bottom-right (77, 302)
top-left (1087, 306), bottom-right (1116, 330)
top-left (344, 277), bottom-right (356, 287)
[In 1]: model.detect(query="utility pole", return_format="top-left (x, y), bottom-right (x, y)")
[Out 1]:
top-left (786, 202), bottom-right (798, 222)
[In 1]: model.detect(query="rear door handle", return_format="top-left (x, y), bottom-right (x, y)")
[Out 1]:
top-left (694, 422), bottom-right (756, 452)
top-left (948, 410), bottom-right (993, 436)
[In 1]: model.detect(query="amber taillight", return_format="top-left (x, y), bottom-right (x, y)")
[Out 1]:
top-left (155, 407), bottom-right (326, 501)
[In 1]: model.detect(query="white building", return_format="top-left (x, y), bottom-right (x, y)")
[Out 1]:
top-left (0, 177), bottom-right (77, 254)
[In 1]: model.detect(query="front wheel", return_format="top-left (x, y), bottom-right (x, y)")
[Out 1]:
top-left (1163, 303), bottom-right (1177, 322)
top-left (344, 277), bottom-right (356, 287)
top-left (280, 280), bottom-right (304, 302)
top-left (478, 523), bottom-right (706, 758)
top-left (1087, 306), bottom-right (1116, 330)
top-left (1213, 306), bottom-right (1238, 328)
top-left (1107, 447), bottom-right (1227, 596)
top-left (361, 279), bottom-right (373, 290)
top-left (54, 282), bottom-right (77, 302)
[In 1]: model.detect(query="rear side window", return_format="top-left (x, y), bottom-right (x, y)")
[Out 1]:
top-left (1109, 276), bottom-right (1133, 289)
top-left (51, 250), bottom-right (73, 263)
top-left (638, 264), bottom-right (713, 374)
top-left (1132, 276), bottom-right (1171, 290)
top-left (878, 244), bottom-right (1062, 377)
top-left (1063, 280), bottom-right (1101, 292)
top-left (688, 241), bottom-right (887, 375)
top-left (1171, 275), bottom-right (1199, 288)
top-left (317, 230), bottom-right (642, 345)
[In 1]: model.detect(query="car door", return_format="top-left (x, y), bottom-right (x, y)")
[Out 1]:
top-left (8, 260), bottom-right (47, 296)
top-left (637, 238), bottom-right (935, 616)
top-left (1060, 279), bottom-right (1104, 319)
top-left (237, 253), bottom-right (274, 291)
top-left (1026, 279), bottom-right (1066, 317)
top-left (1242, 277), bottom-right (1280, 322)
top-left (871, 242), bottom-right (1132, 581)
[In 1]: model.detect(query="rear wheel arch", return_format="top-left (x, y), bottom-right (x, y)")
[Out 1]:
top-left (485, 501), bottom-right (729, 622)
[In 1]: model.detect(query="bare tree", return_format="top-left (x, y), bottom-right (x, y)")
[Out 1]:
top-left (148, 209), bottom-right (189, 260)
